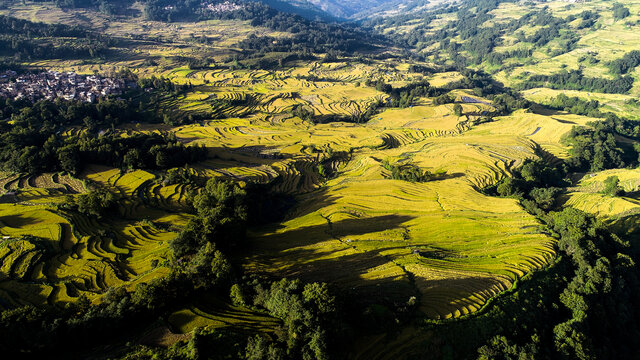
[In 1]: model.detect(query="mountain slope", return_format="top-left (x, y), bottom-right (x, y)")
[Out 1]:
top-left (263, 0), bottom-right (408, 19)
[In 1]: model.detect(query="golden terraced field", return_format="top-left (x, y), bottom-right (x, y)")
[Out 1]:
top-left (166, 90), bottom-right (590, 319)
top-left (0, 1), bottom-right (603, 321)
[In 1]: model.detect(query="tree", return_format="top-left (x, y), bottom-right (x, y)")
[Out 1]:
top-left (303, 283), bottom-right (336, 315)
top-left (193, 179), bottom-right (247, 244)
top-left (230, 284), bottom-right (246, 306)
top-left (434, 93), bottom-right (454, 105)
top-left (602, 176), bottom-right (623, 196)
top-left (75, 189), bottom-right (117, 218)
top-left (122, 148), bottom-right (142, 170)
top-left (530, 187), bottom-right (561, 210)
top-left (57, 145), bottom-right (80, 175)
top-left (171, 179), bottom-right (247, 257)
top-left (613, 3), bottom-right (630, 21)
top-left (453, 103), bottom-right (463, 117)
top-left (496, 177), bottom-right (523, 197)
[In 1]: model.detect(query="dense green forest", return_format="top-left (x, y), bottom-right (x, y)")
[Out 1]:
top-left (0, 15), bottom-right (112, 60)
top-left (0, 97), bottom-right (206, 174)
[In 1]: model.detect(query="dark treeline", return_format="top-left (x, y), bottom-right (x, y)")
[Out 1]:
top-left (608, 50), bottom-right (640, 75)
top-left (0, 129), bottom-right (208, 175)
top-left (0, 96), bottom-right (144, 127)
top-left (519, 69), bottom-right (634, 94)
top-left (0, 15), bottom-right (112, 60)
top-left (0, 14), bottom-right (87, 37)
top-left (0, 98), bottom-right (206, 175)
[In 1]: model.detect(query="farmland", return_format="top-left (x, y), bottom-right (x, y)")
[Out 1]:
top-left (4, 0), bottom-right (586, 324)
top-left (2, 0), bottom-right (640, 358)
top-left (167, 83), bottom-right (572, 320)
top-left (0, 169), bottom-right (190, 308)
top-left (564, 169), bottom-right (640, 219)
top-left (0, 52), bottom-right (567, 322)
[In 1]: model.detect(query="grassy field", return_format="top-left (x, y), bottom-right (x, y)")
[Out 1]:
top-left (489, 0), bottom-right (640, 99)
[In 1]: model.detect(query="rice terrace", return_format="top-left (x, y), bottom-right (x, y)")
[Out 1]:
top-left (1, 0), bottom-right (640, 359)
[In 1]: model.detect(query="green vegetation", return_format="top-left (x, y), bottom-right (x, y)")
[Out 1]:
top-left (519, 70), bottom-right (634, 94)
top-left (613, 2), bottom-right (631, 21)
top-left (382, 159), bottom-right (446, 182)
top-left (0, 14), bottom-right (110, 60)
top-left (601, 175), bottom-right (624, 196)
top-left (608, 50), bottom-right (640, 75)
top-left (1, 0), bottom-right (640, 359)
top-left (0, 97), bottom-right (207, 174)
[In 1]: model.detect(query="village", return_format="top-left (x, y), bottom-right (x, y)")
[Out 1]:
top-left (202, 1), bottom-right (244, 13)
top-left (0, 70), bottom-right (129, 102)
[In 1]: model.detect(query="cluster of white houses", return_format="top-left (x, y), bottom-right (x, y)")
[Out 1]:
top-left (202, 1), bottom-right (244, 13)
top-left (0, 70), bottom-right (128, 102)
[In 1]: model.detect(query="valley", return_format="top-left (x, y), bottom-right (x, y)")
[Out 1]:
top-left (1, 0), bottom-right (640, 359)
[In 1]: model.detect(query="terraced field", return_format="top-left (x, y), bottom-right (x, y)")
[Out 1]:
top-left (157, 65), bottom-right (408, 121)
top-left (166, 90), bottom-right (582, 319)
top-left (168, 296), bottom-right (281, 334)
top-left (0, 170), bottom-right (193, 309)
top-left (242, 136), bottom-right (555, 319)
top-left (0, 58), bottom-right (590, 321)
top-left (0, 0), bottom-right (606, 322)
top-left (565, 169), bottom-right (640, 219)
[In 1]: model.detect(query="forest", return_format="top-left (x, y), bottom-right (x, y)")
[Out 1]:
top-left (0, 15), bottom-right (112, 60)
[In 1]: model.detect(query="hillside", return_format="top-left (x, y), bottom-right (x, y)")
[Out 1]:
top-left (0, 0), bottom-right (640, 359)
top-left (371, 0), bottom-right (640, 117)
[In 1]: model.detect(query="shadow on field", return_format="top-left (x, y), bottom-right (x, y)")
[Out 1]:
top-left (0, 213), bottom-right (42, 228)
top-left (246, 193), bottom-right (419, 304)
top-left (529, 104), bottom-right (564, 116)
top-left (281, 248), bottom-right (417, 304)
top-left (197, 145), bottom-right (298, 169)
top-left (431, 172), bottom-right (465, 181)
top-left (415, 246), bottom-right (463, 260)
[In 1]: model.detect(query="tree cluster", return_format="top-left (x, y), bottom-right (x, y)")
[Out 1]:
top-left (0, 98), bottom-right (207, 175)
top-left (563, 120), bottom-right (640, 172)
top-left (546, 94), bottom-right (602, 117)
top-left (608, 50), bottom-right (640, 75)
top-left (613, 3), bottom-right (631, 21)
top-left (0, 15), bottom-right (111, 60)
top-left (520, 70), bottom-right (634, 94)
top-left (382, 160), bottom-right (446, 183)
